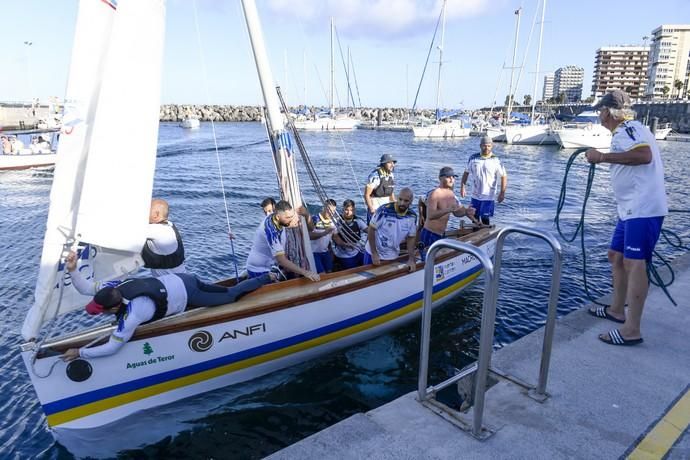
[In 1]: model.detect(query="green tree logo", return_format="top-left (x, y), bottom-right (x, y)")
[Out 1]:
top-left (143, 342), bottom-right (154, 355)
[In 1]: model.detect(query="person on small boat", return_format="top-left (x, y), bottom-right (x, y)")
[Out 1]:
top-left (0, 136), bottom-right (11, 154)
top-left (364, 153), bottom-right (396, 223)
top-left (142, 198), bottom-right (187, 276)
top-left (309, 199), bottom-right (337, 273)
top-left (332, 199), bottom-right (367, 270)
top-left (364, 187), bottom-right (417, 273)
top-left (246, 200), bottom-right (320, 282)
top-left (420, 166), bottom-right (476, 259)
top-left (261, 197), bottom-right (276, 215)
top-left (460, 135), bottom-right (507, 225)
top-left (60, 251), bottom-right (277, 361)
top-left (584, 89), bottom-right (667, 347)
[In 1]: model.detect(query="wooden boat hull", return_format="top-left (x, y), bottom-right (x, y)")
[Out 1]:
top-left (21, 229), bottom-right (495, 432)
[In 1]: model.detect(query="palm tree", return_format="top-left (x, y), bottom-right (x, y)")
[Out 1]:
top-left (523, 94), bottom-right (532, 106)
top-left (661, 86), bottom-right (670, 99)
top-left (674, 79), bottom-right (684, 99)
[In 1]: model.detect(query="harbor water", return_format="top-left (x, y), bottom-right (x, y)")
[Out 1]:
top-left (0, 123), bottom-right (688, 459)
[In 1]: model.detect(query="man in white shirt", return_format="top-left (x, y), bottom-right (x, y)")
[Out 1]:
top-left (246, 200), bottom-right (320, 281)
top-left (60, 251), bottom-right (275, 361)
top-left (142, 198), bottom-right (186, 276)
top-left (332, 199), bottom-right (367, 269)
top-left (585, 89), bottom-right (668, 346)
top-left (364, 187), bottom-right (417, 273)
top-left (460, 136), bottom-right (507, 225)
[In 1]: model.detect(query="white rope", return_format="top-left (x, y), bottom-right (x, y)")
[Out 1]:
top-left (192, 0), bottom-right (239, 279)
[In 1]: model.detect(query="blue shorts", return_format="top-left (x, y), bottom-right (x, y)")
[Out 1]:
top-left (419, 227), bottom-right (444, 261)
top-left (313, 251), bottom-right (333, 273)
top-left (610, 217), bottom-right (664, 261)
top-left (247, 269), bottom-right (269, 279)
top-left (471, 198), bottom-right (495, 218)
top-left (336, 253), bottom-right (363, 270)
top-left (363, 251), bottom-right (373, 265)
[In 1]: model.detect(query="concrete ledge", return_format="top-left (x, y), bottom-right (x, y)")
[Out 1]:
top-left (269, 253), bottom-right (690, 459)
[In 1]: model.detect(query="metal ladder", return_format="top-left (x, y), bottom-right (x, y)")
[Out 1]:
top-left (417, 224), bottom-right (563, 440)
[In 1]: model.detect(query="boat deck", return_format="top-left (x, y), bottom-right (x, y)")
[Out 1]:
top-left (268, 252), bottom-right (690, 459)
top-left (37, 227), bottom-right (496, 355)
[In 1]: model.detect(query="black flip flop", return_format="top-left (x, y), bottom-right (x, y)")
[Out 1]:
top-left (599, 329), bottom-right (643, 346)
top-left (588, 306), bottom-right (625, 324)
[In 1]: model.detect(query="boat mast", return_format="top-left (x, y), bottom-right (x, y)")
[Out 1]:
top-left (240, 0), bottom-right (315, 271)
top-left (434, 0), bottom-right (447, 124)
top-left (330, 17), bottom-right (335, 116)
top-left (530, 0), bottom-right (546, 123)
top-left (506, 7), bottom-right (521, 124)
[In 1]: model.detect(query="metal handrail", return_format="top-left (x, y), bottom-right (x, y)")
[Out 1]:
top-left (493, 225), bottom-right (562, 398)
top-left (418, 239), bottom-right (496, 438)
top-left (417, 225), bottom-right (563, 439)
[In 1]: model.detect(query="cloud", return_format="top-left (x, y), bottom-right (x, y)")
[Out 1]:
top-left (266, 0), bottom-right (494, 39)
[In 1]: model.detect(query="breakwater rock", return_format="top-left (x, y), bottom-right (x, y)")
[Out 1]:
top-left (160, 105), bottom-right (434, 123)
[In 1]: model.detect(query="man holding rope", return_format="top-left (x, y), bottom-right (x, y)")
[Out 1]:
top-left (585, 89), bottom-right (668, 346)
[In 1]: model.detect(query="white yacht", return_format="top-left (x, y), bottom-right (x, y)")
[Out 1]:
top-left (551, 111), bottom-right (611, 150)
top-left (504, 122), bottom-right (557, 145)
top-left (179, 117), bottom-right (200, 129)
top-left (293, 113), bottom-right (360, 131)
top-left (654, 123), bottom-right (672, 140)
top-left (0, 129), bottom-right (59, 171)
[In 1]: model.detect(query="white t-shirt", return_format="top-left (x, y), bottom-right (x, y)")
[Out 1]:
top-left (609, 120), bottom-right (668, 220)
top-left (146, 221), bottom-right (187, 276)
top-left (333, 216), bottom-right (367, 259)
top-left (365, 203), bottom-right (417, 261)
top-left (311, 212), bottom-right (335, 254)
top-left (70, 270), bottom-right (188, 358)
top-left (246, 215), bottom-right (286, 274)
top-left (464, 153), bottom-right (507, 201)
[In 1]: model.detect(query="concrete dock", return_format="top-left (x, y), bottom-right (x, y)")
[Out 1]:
top-left (269, 254), bottom-right (690, 459)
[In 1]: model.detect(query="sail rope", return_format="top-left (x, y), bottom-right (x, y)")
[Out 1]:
top-left (192, 0), bottom-right (239, 281)
top-left (276, 87), bottom-right (364, 249)
top-left (555, 148), bottom-right (688, 307)
top-left (333, 25), bottom-right (358, 109)
top-left (411, 6), bottom-right (443, 113)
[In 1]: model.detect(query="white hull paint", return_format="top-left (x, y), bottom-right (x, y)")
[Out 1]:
top-left (179, 118), bottom-right (200, 129)
top-left (552, 125), bottom-right (612, 149)
top-left (293, 117), bottom-right (360, 131)
top-left (413, 123), bottom-right (470, 138)
top-left (654, 127), bottom-right (672, 140)
top-left (0, 153), bottom-right (57, 171)
top-left (485, 126), bottom-right (506, 142)
top-left (504, 124), bottom-right (557, 145)
top-left (22, 237), bottom-right (494, 432)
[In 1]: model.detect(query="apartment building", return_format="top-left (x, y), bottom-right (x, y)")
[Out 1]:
top-left (592, 46), bottom-right (649, 99)
top-left (554, 66), bottom-right (584, 102)
top-left (645, 24), bottom-right (690, 99)
top-left (542, 73), bottom-right (554, 101)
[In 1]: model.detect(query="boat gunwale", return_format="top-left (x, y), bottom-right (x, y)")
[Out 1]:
top-left (31, 227), bottom-right (496, 356)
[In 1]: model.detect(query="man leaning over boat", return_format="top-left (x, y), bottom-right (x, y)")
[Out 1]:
top-left (364, 187), bottom-right (417, 273)
top-left (245, 200), bottom-right (321, 282)
top-left (60, 252), bottom-right (278, 361)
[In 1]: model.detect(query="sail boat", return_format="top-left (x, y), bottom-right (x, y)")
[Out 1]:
top-left (19, 0), bottom-right (495, 435)
top-left (503, 0), bottom-right (557, 145)
top-left (412, 0), bottom-right (470, 139)
top-left (293, 18), bottom-right (360, 131)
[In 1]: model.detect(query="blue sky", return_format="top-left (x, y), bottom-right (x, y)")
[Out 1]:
top-left (0, 0), bottom-right (688, 109)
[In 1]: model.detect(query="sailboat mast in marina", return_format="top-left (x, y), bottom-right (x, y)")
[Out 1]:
top-left (412, 0), bottom-right (470, 139)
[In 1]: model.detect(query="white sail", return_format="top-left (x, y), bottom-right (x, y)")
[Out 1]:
top-left (22, 0), bottom-right (166, 340)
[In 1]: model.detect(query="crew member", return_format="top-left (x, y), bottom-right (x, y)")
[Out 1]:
top-left (310, 199), bottom-right (337, 273)
top-left (364, 153), bottom-right (396, 223)
top-left (142, 198), bottom-right (186, 276)
top-left (332, 199), bottom-right (367, 269)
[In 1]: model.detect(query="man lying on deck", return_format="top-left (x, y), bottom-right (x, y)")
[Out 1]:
top-left (60, 251), bottom-right (277, 361)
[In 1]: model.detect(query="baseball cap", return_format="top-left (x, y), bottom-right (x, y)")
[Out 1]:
top-left (379, 153), bottom-right (397, 165)
top-left (593, 89), bottom-right (631, 110)
top-left (480, 135), bottom-right (493, 145)
top-left (85, 286), bottom-right (122, 315)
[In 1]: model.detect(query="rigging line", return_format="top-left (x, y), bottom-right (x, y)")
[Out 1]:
top-left (192, 0), bottom-right (239, 281)
top-left (349, 50), bottom-right (363, 107)
top-left (412, 6), bottom-right (443, 112)
top-left (293, 16), bottom-right (330, 107)
top-left (511, 1), bottom-right (539, 106)
top-left (276, 88), bottom-right (364, 247)
top-left (334, 25), bottom-right (357, 109)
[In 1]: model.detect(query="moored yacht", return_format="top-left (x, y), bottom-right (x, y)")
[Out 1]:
top-left (551, 111), bottom-right (611, 149)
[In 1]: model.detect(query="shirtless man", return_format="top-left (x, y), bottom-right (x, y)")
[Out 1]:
top-left (419, 166), bottom-right (475, 258)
